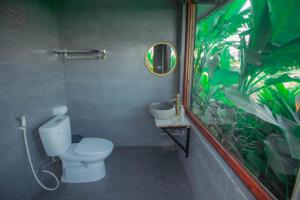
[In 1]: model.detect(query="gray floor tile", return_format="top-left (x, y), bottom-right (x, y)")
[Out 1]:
top-left (141, 194), bottom-right (164, 200)
top-left (89, 195), bottom-right (114, 200)
top-left (114, 194), bottom-right (141, 200)
top-left (88, 177), bottom-right (115, 196)
top-left (34, 147), bottom-right (192, 200)
top-left (112, 178), bottom-right (141, 195)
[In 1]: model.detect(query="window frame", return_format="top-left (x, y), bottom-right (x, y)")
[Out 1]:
top-left (182, 1), bottom-right (274, 199)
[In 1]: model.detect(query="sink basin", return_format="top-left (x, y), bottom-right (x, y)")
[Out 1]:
top-left (149, 102), bottom-right (176, 120)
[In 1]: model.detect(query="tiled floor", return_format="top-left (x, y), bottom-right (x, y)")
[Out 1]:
top-left (34, 147), bottom-right (192, 200)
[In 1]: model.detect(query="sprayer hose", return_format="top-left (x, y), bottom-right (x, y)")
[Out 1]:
top-left (21, 127), bottom-right (59, 191)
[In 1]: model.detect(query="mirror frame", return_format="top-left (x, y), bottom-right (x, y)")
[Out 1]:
top-left (144, 42), bottom-right (178, 77)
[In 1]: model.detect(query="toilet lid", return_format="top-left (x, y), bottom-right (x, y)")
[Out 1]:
top-left (75, 138), bottom-right (113, 156)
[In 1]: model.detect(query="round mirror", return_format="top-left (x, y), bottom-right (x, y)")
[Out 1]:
top-left (145, 42), bottom-right (177, 76)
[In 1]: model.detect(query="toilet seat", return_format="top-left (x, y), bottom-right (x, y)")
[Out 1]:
top-left (75, 138), bottom-right (113, 156)
top-left (61, 138), bottom-right (113, 162)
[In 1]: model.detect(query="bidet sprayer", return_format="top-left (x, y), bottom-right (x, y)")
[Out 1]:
top-left (21, 116), bottom-right (26, 127)
top-left (19, 114), bottom-right (59, 190)
top-left (19, 115), bottom-right (27, 128)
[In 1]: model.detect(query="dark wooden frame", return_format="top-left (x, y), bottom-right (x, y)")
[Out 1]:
top-left (182, 1), bottom-right (274, 199)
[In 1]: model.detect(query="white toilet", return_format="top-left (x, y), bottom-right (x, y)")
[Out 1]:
top-left (38, 106), bottom-right (114, 183)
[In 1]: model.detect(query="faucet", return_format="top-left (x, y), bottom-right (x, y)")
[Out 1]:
top-left (169, 94), bottom-right (181, 116)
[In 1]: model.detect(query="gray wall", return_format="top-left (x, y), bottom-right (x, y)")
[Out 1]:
top-left (0, 1), bottom-right (180, 199)
top-left (56, 0), bottom-right (179, 146)
top-left (0, 0), bottom-right (66, 199)
top-left (178, 125), bottom-right (255, 200)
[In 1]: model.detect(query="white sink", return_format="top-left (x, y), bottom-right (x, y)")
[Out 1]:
top-left (149, 102), bottom-right (176, 120)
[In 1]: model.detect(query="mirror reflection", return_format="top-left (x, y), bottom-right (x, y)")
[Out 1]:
top-left (145, 42), bottom-right (177, 76)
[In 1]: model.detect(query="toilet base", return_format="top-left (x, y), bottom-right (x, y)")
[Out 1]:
top-left (61, 160), bottom-right (106, 183)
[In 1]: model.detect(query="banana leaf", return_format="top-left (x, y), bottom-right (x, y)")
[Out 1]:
top-left (248, 0), bottom-right (272, 56)
top-left (246, 150), bottom-right (267, 175)
top-left (211, 69), bottom-right (240, 86)
top-left (262, 39), bottom-right (300, 68)
top-left (265, 39), bottom-right (300, 56)
top-left (277, 115), bottom-right (300, 160)
top-left (249, 74), bottom-right (300, 94)
top-left (267, 0), bottom-right (300, 45)
top-left (263, 137), bottom-right (299, 199)
top-left (265, 74), bottom-right (300, 86)
top-left (219, 47), bottom-right (231, 70)
top-left (257, 84), bottom-right (298, 121)
top-left (263, 139), bottom-right (298, 187)
top-left (224, 88), bottom-right (278, 126)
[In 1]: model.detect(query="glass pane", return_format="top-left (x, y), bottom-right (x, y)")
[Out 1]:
top-left (190, 0), bottom-right (300, 199)
top-left (196, 3), bottom-right (215, 18)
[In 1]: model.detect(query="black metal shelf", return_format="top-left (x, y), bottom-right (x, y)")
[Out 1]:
top-left (160, 126), bottom-right (191, 158)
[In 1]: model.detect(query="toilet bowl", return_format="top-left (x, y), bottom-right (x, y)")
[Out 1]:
top-left (60, 138), bottom-right (113, 183)
top-left (39, 115), bottom-right (114, 183)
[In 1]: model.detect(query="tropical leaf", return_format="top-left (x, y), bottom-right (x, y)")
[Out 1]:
top-left (257, 84), bottom-right (300, 122)
top-left (246, 150), bottom-right (267, 175)
top-left (264, 138), bottom-right (298, 179)
top-left (225, 88), bottom-right (279, 125)
top-left (277, 115), bottom-right (300, 160)
top-left (262, 39), bottom-right (300, 69)
top-left (267, 0), bottom-right (300, 45)
top-left (248, 0), bottom-right (272, 53)
top-left (265, 74), bottom-right (300, 86)
top-left (211, 69), bottom-right (240, 86)
top-left (248, 74), bottom-right (300, 94)
top-left (219, 47), bottom-right (231, 70)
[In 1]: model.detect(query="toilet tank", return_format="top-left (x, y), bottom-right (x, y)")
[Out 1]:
top-left (39, 115), bottom-right (72, 156)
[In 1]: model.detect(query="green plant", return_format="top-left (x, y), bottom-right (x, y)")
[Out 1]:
top-left (191, 0), bottom-right (300, 198)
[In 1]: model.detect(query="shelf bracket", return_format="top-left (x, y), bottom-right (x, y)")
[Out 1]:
top-left (160, 126), bottom-right (191, 158)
